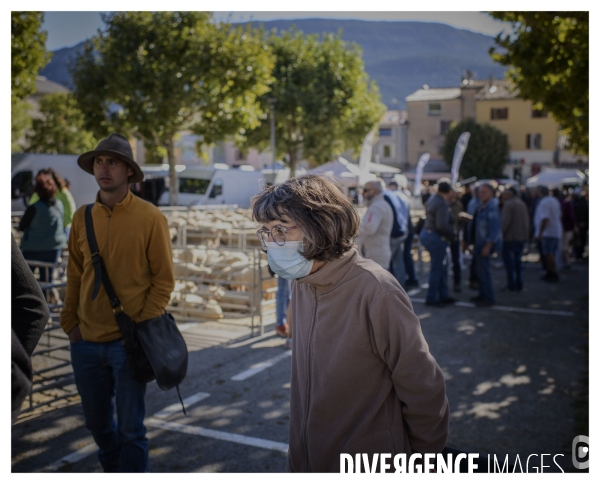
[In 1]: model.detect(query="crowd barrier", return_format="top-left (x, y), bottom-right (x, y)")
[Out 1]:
top-left (21, 260), bottom-right (76, 413)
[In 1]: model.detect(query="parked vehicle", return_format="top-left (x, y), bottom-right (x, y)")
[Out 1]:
top-left (262, 167), bottom-right (294, 186)
top-left (12, 154), bottom-right (267, 211)
top-left (157, 165), bottom-right (266, 208)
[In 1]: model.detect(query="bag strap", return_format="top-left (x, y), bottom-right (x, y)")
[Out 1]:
top-left (84, 205), bottom-right (139, 348)
top-left (84, 204), bottom-right (122, 311)
top-left (176, 385), bottom-right (186, 416)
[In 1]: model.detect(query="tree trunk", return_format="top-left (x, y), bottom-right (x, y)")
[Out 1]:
top-left (167, 137), bottom-right (178, 206)
top-left (288, 150), bottom-right (297, 178)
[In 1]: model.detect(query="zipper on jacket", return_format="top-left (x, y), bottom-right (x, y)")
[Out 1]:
top-left (302, 286), bottom-right (318, 471)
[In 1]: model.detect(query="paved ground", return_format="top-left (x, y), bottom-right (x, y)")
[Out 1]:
top-left (11, 254), bottom-right (589, 473)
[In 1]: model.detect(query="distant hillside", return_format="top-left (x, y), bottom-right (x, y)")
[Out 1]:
top-left (40, 42), bottom-right (85, 88)
top-left (40, 18), bottom-right (506, 109)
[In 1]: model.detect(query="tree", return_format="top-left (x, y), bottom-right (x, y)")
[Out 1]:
top-left (442, 118), bottom-right (509, 181)
top-left (12, 101), bottom-right (31, 152)
top-left (11, 12), bottom-right (51, 102)
top-left (26, 92), bottom-right (98, 154)
top-left (11, 11), bottom-right (52, 152)
top-left (240, 28), bottom-right (386, 176)
top-left (488, 12), bottom-right (588, 154)
top-left (70, 12), bottom-right (274, 204)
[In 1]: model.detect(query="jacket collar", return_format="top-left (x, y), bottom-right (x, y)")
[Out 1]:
top-left (479, 196), bottom-right (499, 212)
top-left (296, 248), bottom-right (359, 292)
top-left (366, 192), bottom-right (385, 207)
top-left (95, 189), bottom-right (134, 214)
top-left (432, 193), bottom-right (447, 205)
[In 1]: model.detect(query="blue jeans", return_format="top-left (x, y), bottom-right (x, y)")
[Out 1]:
top-left (389, 235), bottom-right (407, 288)
top-left (21, 249), bottom-right (60, 283)
top-left (420, 230), bottom-right (449, 303)
top-left (70, 339), bottom-right (148, 472)
top-left (469, 253), bottom-right (478, 284)
top-left (541, 237), bottom-right (559, 255)
top-left (450, 239), bottom-right (461, 286)
top-left (536, 239), bottom-right (547, 270)
top-left (276, 276), bottom-right (290, 326)
top-left (403, 231), bottom-right (418, 284)
top-left (502, 240), bottom-right (525, 291)
top-left (475, 246), bottom-right (495, 303)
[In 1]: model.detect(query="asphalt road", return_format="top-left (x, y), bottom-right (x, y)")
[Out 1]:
top-left (11, 256), bottom-right (589, 473)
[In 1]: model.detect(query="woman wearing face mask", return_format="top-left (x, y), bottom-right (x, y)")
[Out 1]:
top-left (252, 174), bottom-right (449, 473)
top-left (18, 169), bottom-right (67, 283)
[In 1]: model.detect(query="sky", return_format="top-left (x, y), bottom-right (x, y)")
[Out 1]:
top-left (42, 10), bottom-right (513, 51)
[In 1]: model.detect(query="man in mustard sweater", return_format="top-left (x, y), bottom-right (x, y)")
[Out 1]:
top-left (61, 134), bottom-right (174, 472)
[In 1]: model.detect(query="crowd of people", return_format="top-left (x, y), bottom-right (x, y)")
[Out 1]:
top-left (350, 175), bottom-right (588, 307)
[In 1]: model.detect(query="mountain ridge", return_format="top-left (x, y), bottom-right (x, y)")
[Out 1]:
top-left (39, 18), bottom-right (506, 109)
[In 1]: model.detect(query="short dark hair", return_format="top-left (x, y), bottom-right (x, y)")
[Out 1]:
top-left (251, 174), bottom-right (360, 261)
top-left (538, 186), bottom-right (550, 197)
top-left (479, 183), bottom-right (495, 195)
top-left (506, 187), bottom-right (518, 197)
top-left (437, 180), bottom-right (451, 193)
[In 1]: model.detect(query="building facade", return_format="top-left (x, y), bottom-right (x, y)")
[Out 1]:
top-left (405, 86), bottom-right (477, 169)
top-left (405, 78), bottom-right (588, 180)
top-left (474, 80), bottom-right (587, 180)
top-left (371, 110), bottom-right (408, 169)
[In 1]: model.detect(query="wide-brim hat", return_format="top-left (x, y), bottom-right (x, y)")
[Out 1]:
top-left (77, 133), bottom-right (144, 184)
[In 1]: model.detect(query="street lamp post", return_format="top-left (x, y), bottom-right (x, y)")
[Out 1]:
top-left (268, 97), bottom-right (277, 178)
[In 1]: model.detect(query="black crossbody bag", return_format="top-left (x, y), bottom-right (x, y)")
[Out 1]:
top-left (84, 204), bottom-right (188, 411)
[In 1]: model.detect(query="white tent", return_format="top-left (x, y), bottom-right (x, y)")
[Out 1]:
top-left (369, 162), bottom-right (401, 174)
top-left (525, 168), bottom-right (587, 188)
top-left (308, 157), bottom-right (404, 184)
top-left (307, 157), bottom-right (376, 185)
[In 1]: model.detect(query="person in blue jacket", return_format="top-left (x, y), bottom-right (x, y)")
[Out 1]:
top-left (465, 186), bottom-right (481, 289)
top-left (470, 183), bottom-right (502, 306)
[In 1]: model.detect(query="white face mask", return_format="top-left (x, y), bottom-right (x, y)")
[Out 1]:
top-left (267, 241), bottom-right (314, 280)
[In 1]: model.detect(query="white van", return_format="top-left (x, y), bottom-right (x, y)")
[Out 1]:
top-left (158, 166), bottom-right (265, 208)
top-left (11, 153), bottom-right (100, 212)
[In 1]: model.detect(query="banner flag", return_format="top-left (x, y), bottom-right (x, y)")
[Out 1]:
top-left (451, 132), bottom-right (471, 186)
top-left (358, 130), bottom-right (375, 186)
top-left (413, 153), bottom-right (430, 197)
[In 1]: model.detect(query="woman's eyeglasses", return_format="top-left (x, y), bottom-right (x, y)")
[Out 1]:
top-left (256, 225), bottom-right (298, 250)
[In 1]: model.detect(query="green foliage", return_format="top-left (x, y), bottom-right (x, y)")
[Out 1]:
top-left (240, 28), bottom-right (386, 174)
top-left (70, 11), bottom-right (274, 203)
top-left (11, 100), bottom-right (32, 152)
top-left (442, 118), bottom-right (509, 180)
top-left (488, 12), bottom-right (588, 154)
top-left (11, 12), bottom-right (51, 102)
top-left (11, 12), bottom-right (51, 152)
top-left (25, 93), bottom-right (98, 154)
top-left (144, 145), bottom-right (167, 165)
